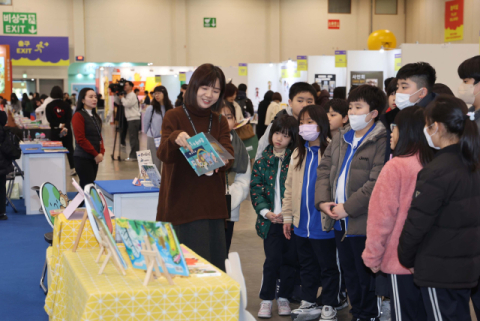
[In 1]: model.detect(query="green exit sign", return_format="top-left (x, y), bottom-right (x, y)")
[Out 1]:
top-left (3, 12), bottom-right (37, 34)
top-left (204, 17), bottom-right (216, 28)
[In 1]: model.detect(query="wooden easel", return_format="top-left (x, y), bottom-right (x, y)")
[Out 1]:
top-left (96, 228), bottom-right (126, 276)
top-left (141, 236), bottom-right (175, 286)
top-left (72, 210), bottom-right (88, 252)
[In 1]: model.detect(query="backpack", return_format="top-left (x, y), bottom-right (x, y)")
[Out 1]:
top-left (0, 127), bottom-right (21, 160)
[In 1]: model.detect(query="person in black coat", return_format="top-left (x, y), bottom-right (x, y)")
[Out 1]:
top-left (398, 95), bottom-right (480, 321)
top-left (46, 86), bottom-right (76, 175)
top-left (0, 110), bottom-right (14, 220)
top-left (256, 90), bottom-right (273, 139)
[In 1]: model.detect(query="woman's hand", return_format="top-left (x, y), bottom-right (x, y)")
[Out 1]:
top-left (61, 128), bottom-right (68, 135)
top-left (175, 132), bottom-right (193, 152)
top-left (95, 153), bottom-right (104, 164)
top-left (283, 223), bottom-right (291, 240)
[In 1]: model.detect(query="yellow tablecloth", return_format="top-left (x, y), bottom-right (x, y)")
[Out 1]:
top-left (50, 213), bottom-right (117, 277)
top-left (45, 246), bottom-right (240, 321)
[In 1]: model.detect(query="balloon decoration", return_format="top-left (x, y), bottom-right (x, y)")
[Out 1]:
top-left (367, 30), bottom-right (397, 50)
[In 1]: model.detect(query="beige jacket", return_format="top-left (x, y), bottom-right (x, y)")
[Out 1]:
top-left (265, 101), bottom-right (282, 125)
top-left (282, 147), bottom-right (323, 227)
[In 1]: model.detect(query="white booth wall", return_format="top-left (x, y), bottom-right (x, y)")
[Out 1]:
top-left (277, 61), bottom-right (308, 104)
top-left (400, 43), bottom-right (479, 95)
top-left (307, 56), bottom-right (347, 89)
top-left (247, 63), bottom-right (280, 111)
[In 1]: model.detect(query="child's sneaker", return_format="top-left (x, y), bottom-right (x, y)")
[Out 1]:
top-left (335, 295), bottom-right (349, 310)
top-left (277, 297), bottom-right (291, 316)
top-left (319, 306), bottom-right (337, 321)
top-left (291, 300), bottom-right (321, 321)
top-left (258, 300), bottom-right (273, 319)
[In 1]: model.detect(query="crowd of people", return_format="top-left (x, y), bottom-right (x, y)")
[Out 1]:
top-left (1, 57), bottom-right (480, 321)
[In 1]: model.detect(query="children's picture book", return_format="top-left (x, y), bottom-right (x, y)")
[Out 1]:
top-left (141, 164), bottom-right (161, 188)
top-left (116, 218), bottom-right (148, 269)
top-left (181, 245), bottom-right (221, 277)
top-left (136, 150), bottom-right (153, 180)
top-left (179, 132), bottom-right (234, 176)
top-left (88, 186), bottom-right (114, 234)
top-left (41, 141), bottom-right (63, 147)
top-left (40, 182), bottom-right (70, 228)
top-left (143, 221), bottom-right (190, 277)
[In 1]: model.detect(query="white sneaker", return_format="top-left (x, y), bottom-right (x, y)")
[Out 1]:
top-left (258, 300), bottom-right (272, 319)
top-left (380, 300), bottom-right (391, 321)
top-left (291, 300), bottom-right (321, 321)
top-left (277, 297), bottom-right (291, 316)
top-left (320, 305), bottom-right (337, 321)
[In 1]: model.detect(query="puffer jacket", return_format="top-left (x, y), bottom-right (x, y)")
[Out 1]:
top-left (315, 122), bottom-right (387, 235)
top-left (250, 145), bottom-right (292, 239)
top-left (398, 144), bottom-right (480, 289)
top-left (0, 125), bottom-right (15, 176)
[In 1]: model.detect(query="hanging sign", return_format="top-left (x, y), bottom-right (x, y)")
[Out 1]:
top-left (179, 72), bottom-right (186, 82)
top-left (238, 63), bottom-right (247, 76)
top-left (394, 54), bottom-right (402, 71)
top-left (335, 50), bottom-right (347, 68)
top-left (444, 0), bottom-right (464, 42)
top-left (0, 36), bottom-right (69, 66)
top-left (297, 56), bottom-right (307, 71)
top-left (3, 12), bottom-right (37, 35)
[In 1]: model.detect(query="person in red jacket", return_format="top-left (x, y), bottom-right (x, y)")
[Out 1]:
top-left (71, 88), bottom-right (105, 190)
top-left (363, 106), bottom-right (433, 321)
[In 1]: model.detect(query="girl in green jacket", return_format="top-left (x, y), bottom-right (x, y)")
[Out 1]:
top-left (250, 114), bottom-right (298, 319)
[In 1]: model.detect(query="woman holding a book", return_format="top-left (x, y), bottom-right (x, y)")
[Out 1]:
top-left (156, 64), bottom-right (234, 271)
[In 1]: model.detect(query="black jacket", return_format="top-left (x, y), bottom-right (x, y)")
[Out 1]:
top-left (398, 144), bottom-right (480, 289)
top-left (0, 125), bottom-right (14, 176)
top-left (256, 99), bottom-right (270, 139)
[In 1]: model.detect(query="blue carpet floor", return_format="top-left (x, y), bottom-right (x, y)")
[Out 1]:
top-left (0, 192), bottom-right (77, 321)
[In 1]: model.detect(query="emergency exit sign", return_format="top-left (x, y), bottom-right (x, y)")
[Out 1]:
top-left (3, 12), bottom-right (37, 34)
top-left (204, 17), bottom-right (216, 28)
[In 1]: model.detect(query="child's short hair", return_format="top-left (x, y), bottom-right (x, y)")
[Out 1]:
top-left (289, 82), bottom-right (316, 101)
top-left (272, 92), bottom-right (282, 101)
top-left (268, 115), bottom-right (298, 150)
top-left (348, 85), bottom-right (387, 122)
top-left (326, 98), bottom-right (349, 118)
top-left (396, 62), bottom-right (436, 91)
top-left (333, 87), bottom-right (346, 100)
top-left (385, 78), bottom-right (398, 97)
top-left (458, 56), bottom-right (480, 83)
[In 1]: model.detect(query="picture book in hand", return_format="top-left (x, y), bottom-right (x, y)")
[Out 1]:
top-left (179, 132), bottom-right (234, 176)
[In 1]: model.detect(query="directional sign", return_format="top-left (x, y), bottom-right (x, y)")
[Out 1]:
top-left (3, 12), bottom-right (37, 35)
top-left (204, 17), bottom-right (216, 28)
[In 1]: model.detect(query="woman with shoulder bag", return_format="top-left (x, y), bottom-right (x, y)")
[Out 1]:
top-left (143, 86), bottom-right (173, 172)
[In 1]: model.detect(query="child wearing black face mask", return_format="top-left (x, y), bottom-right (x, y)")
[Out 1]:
top-left (283, 105), bottom-right (346, 321)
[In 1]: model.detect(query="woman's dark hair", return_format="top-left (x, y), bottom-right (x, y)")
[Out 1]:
top-left (432, 83), bottom-right (454, 96)
top-left (10, 93), bottom-right (18, 104)
top-left (218, 100), bottom-right (236, 120)
top-left (22, 93), bottom-right (29, 102)
top-left (40, 94), bottom-right (48, 101)
top-left (268, 114), bottom-right (298, 150)
top-left (224, 82), bottom-right (237, 99)
top-left (181, 84), bottom-right (188, 90)
top-left (393, 105), bottom-right (434, 167)
top-left (425, 94), bottom-right (480, 172)
top-left (458, 55), bottom-right (480, 84)
top-left (295, 105), bottom-right (330, 170)
top-left (151, 85), bottom-right (173, 114)
top-left (75, 87), bottom-right (102, 125)
top-left (312, 83), bottom-right (321, 92)
top-left (263, 90), bottom-right (274, 102)
top-left (386, 78), bottom-right (398, 97)
top-left (333, 87), bottom-right (346, 100)
top-left (50, 86), bottom-right (63, 99)
top-left (184, 63), bottom-right (226, 112)
top-left (272, 92), bottom-right (282, 102)
top-left (64, 92), bottom-right (70, 98)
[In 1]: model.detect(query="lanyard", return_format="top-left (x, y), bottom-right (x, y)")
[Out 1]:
top-left (182, 105), bottom-right (212, 135)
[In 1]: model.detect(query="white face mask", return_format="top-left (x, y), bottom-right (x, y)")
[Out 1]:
top-left (349, 111), bottom-right (373, 131)
top-left (395, 88), bottom-right (423, 110)
top-left (457, 82), bottom-right (480, 105)
top-left (423, 124), bottom-right (440, 150)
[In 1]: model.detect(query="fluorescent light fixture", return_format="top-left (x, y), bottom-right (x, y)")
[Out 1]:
top-left (88, 74), bottom-right (94, 79)
top-left (31, 79), bottom-right (34, 81)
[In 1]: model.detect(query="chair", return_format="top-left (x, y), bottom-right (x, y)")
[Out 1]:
top-left (40, 232), bottom-right (53, 294)
top-left (5, 160), bottom-right (24, 213)
top-left (225, 252), bottom-right (256, 321)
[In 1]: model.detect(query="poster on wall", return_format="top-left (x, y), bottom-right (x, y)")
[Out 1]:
top-left (315, 74), bottom-right (336, 98)
top-left (351, 71), bottom-right (384, 91)
top-left (444, 0), bottom-right (464, 42)
top-left (71, 83), bottom-right (95, 95)
top-left (0, 36), bottom-right (69, 66)
top-left (0, 45), bottom-right (12, 98)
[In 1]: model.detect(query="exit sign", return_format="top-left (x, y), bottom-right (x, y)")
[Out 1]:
top-left (3, 12), bottom-right (37, 34)
top-left (328, 19), bottom-right (340, 29)
top-left (76, 55), bottom-right (85, 61)
top-left (204, 17), bottom-right (216, 28)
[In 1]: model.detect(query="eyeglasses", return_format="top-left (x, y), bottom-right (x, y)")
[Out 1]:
top-left (390, 123), bottom-right (397, 132)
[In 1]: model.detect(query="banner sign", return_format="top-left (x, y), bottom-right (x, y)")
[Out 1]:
top-left (444, 0), bottom-right (464, 42)
top-left (0, 45), bottom-right (12, 97)
top-left (297, 56), bottom-right (307, 71)
top-left (328, 19), bottom-right (340, 30)
top-left (179, 72), bottom-right (186, 82)
top-left (335, 50), bottom-right (347, 68)
top-left (238, 63), bottom-right (247, 76)
top-left (351, 71), bottom-right (384, 91)
top-left (394, 54), bottom-right (402, 71)
top-left (3, 12), bottom-right (37, 35)
top-left (0, 36), bottom-right (69, 66)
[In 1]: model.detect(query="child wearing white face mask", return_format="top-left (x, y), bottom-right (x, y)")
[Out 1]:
top-left (283, 105), bottom-right (346, 321)
top-left (316, 85), bottom-right (388, 321)
top-left (458, 56), bottom-right (480, 133)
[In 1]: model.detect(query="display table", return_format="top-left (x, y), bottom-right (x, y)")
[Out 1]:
top-left (21, 144), bottom-right (68, 214)
top-left (45, 246), bottom-right (240, 321)
top-left (49, 213), bottom-right (117, 275)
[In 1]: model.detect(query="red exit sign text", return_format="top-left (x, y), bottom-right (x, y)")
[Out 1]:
top-left (328, 19), bottom-right (340, 29)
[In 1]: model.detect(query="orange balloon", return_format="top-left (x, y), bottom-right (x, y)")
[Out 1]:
top-left (367, 30), bottom-right (397, 50)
